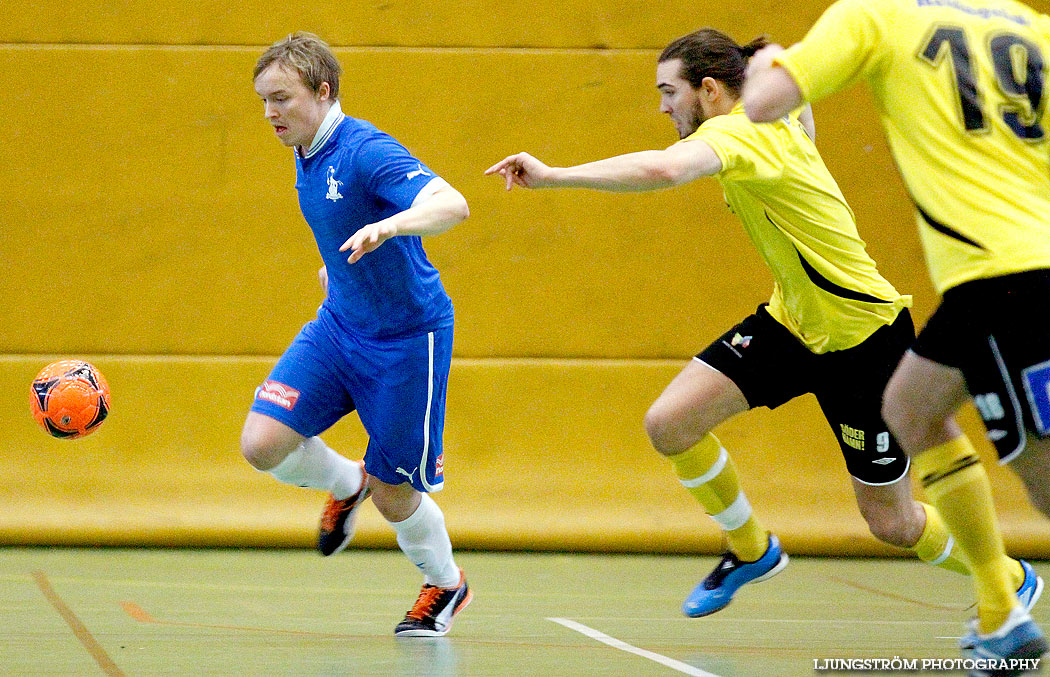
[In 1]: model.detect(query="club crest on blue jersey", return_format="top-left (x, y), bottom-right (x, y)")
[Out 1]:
top-left (325, 166), bottom-right (343, 201)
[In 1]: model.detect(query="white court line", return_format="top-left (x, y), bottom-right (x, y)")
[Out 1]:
top-left (568, 616), bottom-right (963, 626)
top-left (548, 617), bottom-right (721, 677)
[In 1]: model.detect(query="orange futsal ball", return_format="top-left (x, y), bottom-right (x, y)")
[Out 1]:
top-left (29, 360), bottom-right (111, 439)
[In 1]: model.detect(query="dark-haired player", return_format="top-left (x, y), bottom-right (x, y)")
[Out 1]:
top-left (487, 27), bottom-right (1039, 619)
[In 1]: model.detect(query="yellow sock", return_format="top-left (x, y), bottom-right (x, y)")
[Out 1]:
top-left (912, 502), bottom-right (1025, 587)
top-left (668, 433), bottom-right (768, 562)
top-left (914, 436), bottom-right (1017, 633)
top-left (911, 502), bottom-right (969, 575)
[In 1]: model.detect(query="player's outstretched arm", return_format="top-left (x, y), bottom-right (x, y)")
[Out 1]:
top-left (339, 181), bottom-right (469, 264)
top-left (742, 44), bottom-right (804, 123)
top-left (483, 152), bottom-right (557, 190)
top-left (484, 142), bottom-right (722, 193)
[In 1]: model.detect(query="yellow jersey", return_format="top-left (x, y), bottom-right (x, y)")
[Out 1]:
top-left (685, 103), bottom-right (911, 354)
top-left (777, 0), bottom-right (1050, 294)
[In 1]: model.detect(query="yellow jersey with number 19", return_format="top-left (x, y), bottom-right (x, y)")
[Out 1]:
top-left (776, 0), bottom-right (1050, 294)
top-left (684, 103), bottom-right (911, 354)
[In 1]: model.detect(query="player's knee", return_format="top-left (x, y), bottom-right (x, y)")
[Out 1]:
top-left (240, 430), bottom-right (272, 470)
top-left (881, 398), bottom-right (930, 453)
top-left (644, 404), bottom-right (692, 456)
top-left (240, 422), bottom-right (295, 471)
top-left (866, 518), bottom-right (913, 548)
top-left (881, 401), bottom-right (957, 454)
top-left (880, 398), bottom-right (906, 439)
top-left (370, 478), bottom-right (421, 522)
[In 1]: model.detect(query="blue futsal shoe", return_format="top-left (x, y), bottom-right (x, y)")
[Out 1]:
top-left (959, 607), bottom-right (1047, 677)
top-left (1016, 560), bottom-right (1043, 613)
top-left (682, 534), bottom-right (788, 618)
top-left (961, 561), bottom-right (1045, 655)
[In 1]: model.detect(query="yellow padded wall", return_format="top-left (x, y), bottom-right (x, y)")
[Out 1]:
top-left (6, 1), bottom-right (1048, 555)
top-left (3, 45), bottom-right (790, 358)
top-left (4, 356), bottom-right (1048, 556)
top-left (2, 1), bottom-right (825, 48)
top-left (2, 45), bottom-right (930, 358)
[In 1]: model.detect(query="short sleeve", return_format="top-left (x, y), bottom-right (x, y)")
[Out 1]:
top-left (775, 0), bottom-right (888, 104)
top-left (354, 134), bottom-right (440, 212)
top-left (686, 115), bottom-right (782, 183)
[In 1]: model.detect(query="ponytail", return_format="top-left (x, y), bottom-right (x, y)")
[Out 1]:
top-left (660, 29), bottom-right (770, 94)
top-left (738, 35), bottom-right (770, 59)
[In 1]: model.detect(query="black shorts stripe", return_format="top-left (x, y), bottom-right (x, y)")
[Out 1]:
top-left (917, 206), bottom-right (987, 250)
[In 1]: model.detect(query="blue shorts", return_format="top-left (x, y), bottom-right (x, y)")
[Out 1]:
top-left (251, 308), bottom-right (453, 492)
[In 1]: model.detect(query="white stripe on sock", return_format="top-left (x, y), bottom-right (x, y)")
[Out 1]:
top-left (711, 493), bottom-right (752, 531)
top-left (929, 535), bottom-right (955, 566)
top-left (679, 447), bottom-right (728, 488)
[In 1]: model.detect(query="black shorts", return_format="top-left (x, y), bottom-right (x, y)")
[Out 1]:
top-left (697, 306), bottom-right (915, 485)
top-left (911, 268), bottom-right (1050, 462)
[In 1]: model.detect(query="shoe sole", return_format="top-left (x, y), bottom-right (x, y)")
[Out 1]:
top-left (684, 553), bottom-right (790, 618)
top-left (751, 552), bottom-right (789, 584)
top-left (394, 588), bottom-right (474, 638)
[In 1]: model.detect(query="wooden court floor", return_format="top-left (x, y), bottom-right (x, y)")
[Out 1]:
top-left (1, 547), bottom-right (1045, 676)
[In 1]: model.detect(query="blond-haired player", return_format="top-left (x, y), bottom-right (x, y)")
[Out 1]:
top-left (243, 32), bottom-right (472, 637)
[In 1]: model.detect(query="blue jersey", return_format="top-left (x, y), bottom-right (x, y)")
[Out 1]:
top-left (294, 106), bottom-right (454, 338)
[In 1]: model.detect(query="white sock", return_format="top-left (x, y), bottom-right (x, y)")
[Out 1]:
top-left (390, 494), bottom-right (460, 588)
top-left (266, 436), bottom-right (363, 499)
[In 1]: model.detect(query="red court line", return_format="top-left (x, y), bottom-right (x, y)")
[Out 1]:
top-left (120, 601), bottom-right (691, 651)
top-left (33, 570), bottom-right (125, 677)
top-left (827, 575), bottom-right (963, 612)
top-left (120, 600), bottom-right (358, 639)
top-left (120, 601), bottom-right (861, 658)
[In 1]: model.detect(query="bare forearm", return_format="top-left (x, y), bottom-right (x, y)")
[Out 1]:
top-left (548, 150), bottom-right (686, 192)
top-left (384, 189), bottom-right (470, 238)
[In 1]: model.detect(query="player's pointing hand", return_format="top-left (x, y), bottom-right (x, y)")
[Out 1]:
top-left (484, 152), bottom-right (555, 190)
top-left (340, 220), bottom-right (397, 264)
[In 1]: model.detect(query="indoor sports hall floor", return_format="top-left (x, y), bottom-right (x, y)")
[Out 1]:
top-left (4, 547), bottom-right (1040, 676)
